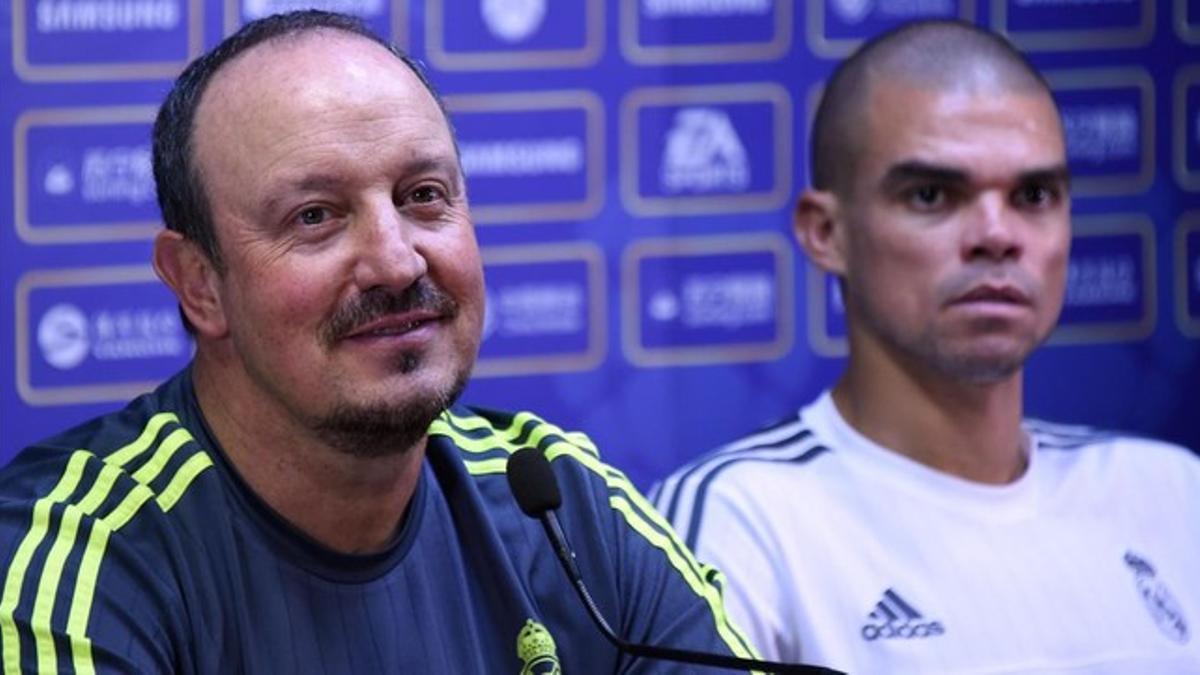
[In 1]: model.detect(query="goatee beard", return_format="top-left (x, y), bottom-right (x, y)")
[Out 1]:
top-left (312, 364), bottom-right (470, 458)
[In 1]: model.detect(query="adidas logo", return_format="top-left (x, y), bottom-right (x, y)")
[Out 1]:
top-left (860, 589), bottom-right (946, 642)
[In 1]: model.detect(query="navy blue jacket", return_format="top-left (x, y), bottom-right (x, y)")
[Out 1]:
top-left (0, 369), bottom-right (755, 673)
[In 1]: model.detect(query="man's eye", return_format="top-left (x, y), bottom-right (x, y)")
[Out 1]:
top-left (297, 207), bottom-right (328, 226)
top-left (907, 185), bottom-right (946, 210)
top-left (408, 185), bottom-right (445, 205)
top-left (1016, 184), bottom-right (1055, 207)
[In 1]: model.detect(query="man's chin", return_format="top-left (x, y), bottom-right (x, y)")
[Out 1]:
top-left (935, 347), bottom-right (1029, 384)
top-left (312, 371), bottom-right (470, 458)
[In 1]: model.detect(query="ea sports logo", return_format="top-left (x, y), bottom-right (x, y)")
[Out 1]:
top-left (38, 303), bottom-right (90, 370)
top-left (861, 620), bottom-right (945, 641)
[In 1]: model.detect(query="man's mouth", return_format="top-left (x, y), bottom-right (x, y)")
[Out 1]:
top-left (342, 312), bottom-right (443, 340)
top-left (952, 284), bottom-right (1030, 306)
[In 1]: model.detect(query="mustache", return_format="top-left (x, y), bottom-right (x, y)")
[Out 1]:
top-left (321, 279), bottom-right (458, 345)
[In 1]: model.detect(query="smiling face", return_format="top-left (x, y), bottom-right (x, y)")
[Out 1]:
top-left (835, 78), bottom-right (1071, 383)
top-left (188, 31), bottom-right (483, 453)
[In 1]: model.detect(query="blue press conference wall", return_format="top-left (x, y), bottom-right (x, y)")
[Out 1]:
top-left (2, 0), bottom-right (1199, 489)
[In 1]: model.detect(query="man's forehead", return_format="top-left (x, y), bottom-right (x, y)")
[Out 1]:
top-left (192, 30), bottom-right (443, 163)
top-left (202, 30), bottom-right (414, 109)
top-left (862, 80), bottom-right (1062, 154)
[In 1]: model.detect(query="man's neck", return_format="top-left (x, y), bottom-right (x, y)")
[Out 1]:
top-left (833, 350), bottom-right (1027, 485)
top-left (191, 354), bottom-right (425, 554)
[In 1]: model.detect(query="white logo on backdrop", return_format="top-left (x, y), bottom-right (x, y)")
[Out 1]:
top-left (242, 0), bottom-right (384, 19)
top-left (649, 273), bottom-right (773, 329)
top-left (1066, 255), bottom-right (1137, 307)
top-left (1063, 106), bottom-right (1138, 163)
top-left (43, 164), bottom-right (75, 196)
top-left (78, 145), bottom-right (155, 204)
top-left (648, 290), bottom-right (681, 322)
top-left (491, 283), bottom-right (584, 337)
top-left (681, 273), bottom-right (773, 328)
top-left (37, 0), bottom-right (181, 33)
top-left (642, 0), bottom-right (770, 19)
top-left (460, 138), bottom-right (582, 177)
top-left (36, 303), bottom-right (186, 370)
top-left (660, 108), bottom-right (750, 194)
top-left (1015, 0), bottom-right (1133, 6)
top-left (481, 0), bottom-right (547, 43)
top-left (831, 0), bottom-right (874, 24)
top-left (38, 304), bottom-right (90, 370)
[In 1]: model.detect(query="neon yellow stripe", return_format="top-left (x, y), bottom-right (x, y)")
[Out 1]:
top-left (2, 413), bottom-right (175, 674)
top-left (461, 458), bottom-right (509, 475)
top-left (0, 451), bottom-right (89, 675)
top-left (522, 421), bottom-right (599, 459)
top-left (440, 410), bottom-right (566, 452)
top-left (65, 420), bottom-right (210, 673)
top-left (433, 413), bottom-right (488, 432)
top-left (106, 413), bottom-right (178, 467)
top-left (563, 431), bottom-right (598, 454)
top-left (436, 410), bottom-right (601, 461)
top-left (512, 412), bottom-right (599, 455)
top-left (66, 484), bottom-right (155, 675)
top-left (469, 428), bottom-right (753, 662)
top-left (607, 496), bottom-right (756, 662)
top-left (699, 563), bottom-right (759, 657)
top-left (0, 412), bottom-right (203, 675)
top-left (156, 453), bottom-right (213, 513)
top-left (29, 463), bottom-right (122, 674)
top-left (538, 441), bottom-right (706, 584)
top-left (445, 411), bottom-right (752, 660)
top-left (436, 411), bottom-right (531, 453)
top-left (547, 442), bottom-right (754, 660)
top-left (65, 524), bottom-right (110, 675)
top-left (130, 427), bottom-right (193, 484)
top-left (31, 508), bottom-right (80, 673)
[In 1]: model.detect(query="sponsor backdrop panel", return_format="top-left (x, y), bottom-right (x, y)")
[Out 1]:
top-left (2, 0), bottom-right (1198, 488)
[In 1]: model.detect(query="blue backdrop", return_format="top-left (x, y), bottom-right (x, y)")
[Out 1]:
top-left (2, 0), bottom-right (1198, 490)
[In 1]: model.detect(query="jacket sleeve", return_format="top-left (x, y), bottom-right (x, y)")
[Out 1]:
top-left (548, 436), bottom-right (762, 674)
top-left (0, 449), bottom-right (181, 675)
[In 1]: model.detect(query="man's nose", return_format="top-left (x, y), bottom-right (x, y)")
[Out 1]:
top-left (963, 195), bottom-right (1022, 262)
top-left (352, 203), bottom-right (428, 290)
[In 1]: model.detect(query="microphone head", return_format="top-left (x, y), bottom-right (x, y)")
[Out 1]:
top-left (507, 447), bottom-right (562, 517)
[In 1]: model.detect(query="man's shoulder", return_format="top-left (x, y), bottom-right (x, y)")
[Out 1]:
top-left (650, 398), bottom-right (834, 543)
top-left (1027, 418), bottom-right (1200, 477)
top-left (0, 370), bottom-right (218, 541)
top-left (430, 404), bottom-right (609, 483)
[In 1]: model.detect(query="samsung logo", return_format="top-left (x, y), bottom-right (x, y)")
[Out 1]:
top-left (461, 138), bottom-right (583, 177)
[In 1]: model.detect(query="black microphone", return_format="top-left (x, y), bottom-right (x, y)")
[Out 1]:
top-left (506, 447), bottom-right (845, 675)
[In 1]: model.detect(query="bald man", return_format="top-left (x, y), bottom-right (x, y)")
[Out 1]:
top-left (0, 11), bottom-right (757, 673)
top-left (653, 20), bottom-right (1200, 673)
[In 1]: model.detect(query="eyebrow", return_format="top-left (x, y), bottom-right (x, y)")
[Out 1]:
top-left (262, 174), bottom-right (348, 217)
top-left (881, 160), bottom-right (1072, 192)
top-left (260, 155), bottom-right (463, 216)
top-left (881, 161), bottom-right (968, 191)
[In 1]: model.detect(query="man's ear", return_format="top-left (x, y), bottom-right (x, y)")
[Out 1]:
top-left (153, 229), bottom-right (228, 338)
top-left (793, 188), bottom-right (848, 277)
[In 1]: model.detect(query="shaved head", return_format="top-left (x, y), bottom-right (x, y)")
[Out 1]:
top-left (811, 20), bottom-right (1056, 196)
